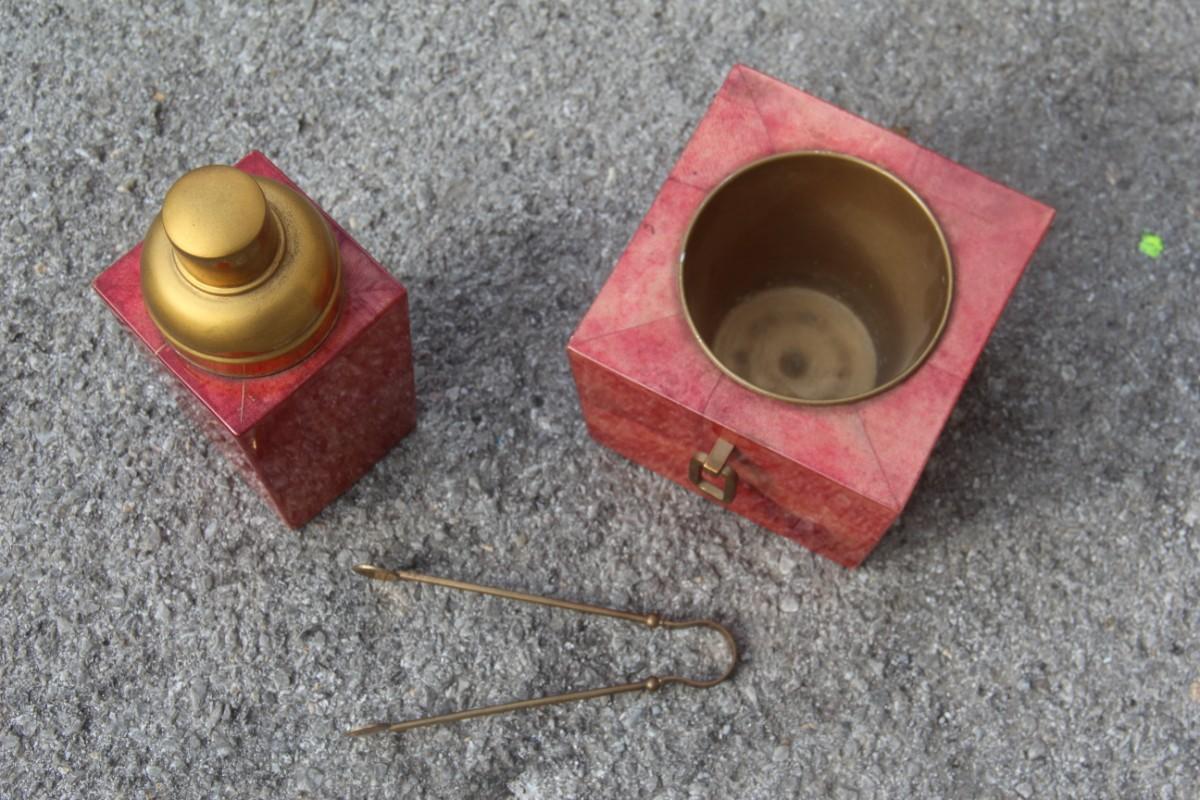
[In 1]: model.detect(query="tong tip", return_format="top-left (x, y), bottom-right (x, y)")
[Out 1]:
top-left (353, 564), bottom-right (397, 581)
top-left (345, 722), bottom-right (391, 737)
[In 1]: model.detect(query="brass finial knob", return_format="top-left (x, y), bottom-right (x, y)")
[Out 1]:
top-left (161, 165), bottom-right (280, 289)
top-left (140, 164), bottom-right (343, 377)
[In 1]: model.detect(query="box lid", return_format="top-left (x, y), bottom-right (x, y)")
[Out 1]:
top-left (569, 65), bottom-right (1054, 514)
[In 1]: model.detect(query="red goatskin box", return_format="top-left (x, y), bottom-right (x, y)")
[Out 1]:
top-left (567, 66), bottom-right (1054, 566)
top-left (93, 152), bottom-right (416, 527)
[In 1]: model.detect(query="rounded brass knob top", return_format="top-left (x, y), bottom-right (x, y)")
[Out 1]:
top-left (162, 166), bottom-right (266, 260)
top-left (140, 164), bottom-right (343, 378)
top-left (159, 166), bottom-right (282, 290)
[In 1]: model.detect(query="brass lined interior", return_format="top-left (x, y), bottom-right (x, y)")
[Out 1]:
top-left (680, 152), bottom-right (952, 404)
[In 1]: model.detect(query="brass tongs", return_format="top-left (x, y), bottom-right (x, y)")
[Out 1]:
top-left (347, 564), bottom-right (739, 736)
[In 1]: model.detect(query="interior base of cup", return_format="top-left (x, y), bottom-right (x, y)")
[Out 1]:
top-left (711, 286), bottom-right (879, 402)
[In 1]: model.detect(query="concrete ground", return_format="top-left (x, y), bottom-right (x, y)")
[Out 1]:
top-left (1, 1), bottom-right (1197, 797)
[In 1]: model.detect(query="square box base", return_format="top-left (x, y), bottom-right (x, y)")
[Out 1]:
top-left (94, 152), bottom-right (416, 527)
top-left (568, 66), bottom-right (1053, 566)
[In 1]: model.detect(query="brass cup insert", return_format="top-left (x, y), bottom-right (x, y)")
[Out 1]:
top-left (680, 152), bottom-right (953, 405)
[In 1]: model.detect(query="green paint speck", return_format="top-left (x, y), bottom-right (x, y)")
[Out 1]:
top-left (1138, 232), bottom-right (1164, 259)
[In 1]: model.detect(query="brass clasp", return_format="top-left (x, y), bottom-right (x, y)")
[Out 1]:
top-left (688, 437), bottom-right (737, 503)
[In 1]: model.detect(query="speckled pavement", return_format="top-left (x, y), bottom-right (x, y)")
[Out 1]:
top-left (1, 2), bottom-right (1197, 797)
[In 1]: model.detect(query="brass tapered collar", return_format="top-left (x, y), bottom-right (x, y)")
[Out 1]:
top-left (140, 164), bottom-right (343, 378)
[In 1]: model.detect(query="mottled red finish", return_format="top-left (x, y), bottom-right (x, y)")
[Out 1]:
top-left (568, 65), bottom-right (1055, 567)
top-left (93, 152), bottom-right (416, 527)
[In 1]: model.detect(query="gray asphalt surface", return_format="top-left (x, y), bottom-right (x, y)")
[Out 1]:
top-left (1, 2), bottom-right (1198, 798)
